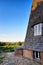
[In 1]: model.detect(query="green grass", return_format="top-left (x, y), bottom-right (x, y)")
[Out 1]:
top-left (0, 42), bottom-right (24, 52)
top-left (0, 46), bottom-right (15, 52)
top-left (0, 55), bottom-right (4, 63)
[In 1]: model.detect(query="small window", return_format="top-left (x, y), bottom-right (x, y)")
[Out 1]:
top-left (33, 51), bottom-right (40, 59)
top-left (34, 23), bottom-right (42, 36)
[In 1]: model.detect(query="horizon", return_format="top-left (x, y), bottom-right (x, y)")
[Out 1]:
top-left (0, 0), bottom-right (32, 42)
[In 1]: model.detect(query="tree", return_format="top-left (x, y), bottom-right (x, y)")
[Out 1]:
top-left (18, 42), bottom-right (22, 46)
top-left (0, 42), bottom-right (6, 46)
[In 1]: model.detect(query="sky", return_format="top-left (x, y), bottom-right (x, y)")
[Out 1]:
top-left (0, 0), bottom-right (32, 42)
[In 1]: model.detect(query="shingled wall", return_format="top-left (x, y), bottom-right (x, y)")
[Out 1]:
top-left (23, 0), bottom-right (43, 61)
top-left (24, 0), bottom-right (43, 52)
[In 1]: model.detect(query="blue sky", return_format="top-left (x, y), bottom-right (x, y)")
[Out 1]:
top-left (0, 0), bottom-right (32, 42)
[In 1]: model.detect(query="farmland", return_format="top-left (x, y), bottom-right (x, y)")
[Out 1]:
top-left (0, 42), bottom-right (24, 52)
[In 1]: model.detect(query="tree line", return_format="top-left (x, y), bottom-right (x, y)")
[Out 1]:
top-left (0, 41), bottom-right (24, 46)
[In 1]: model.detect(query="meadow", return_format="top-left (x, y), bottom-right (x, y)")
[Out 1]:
top-left (0, 42), bottom-right (24, 52)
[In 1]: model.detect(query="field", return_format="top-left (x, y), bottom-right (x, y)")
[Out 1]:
top-left (0, 42), bottom-right (24, 52)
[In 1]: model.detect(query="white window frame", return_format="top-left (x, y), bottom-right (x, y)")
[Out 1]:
top-left (34, 51), bottom-right (40, 59)
top-left (34, 23), bottom-right (42, 36)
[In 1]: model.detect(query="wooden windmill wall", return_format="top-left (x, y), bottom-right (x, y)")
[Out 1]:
top-left (23, 0), bottom-right (43, 61)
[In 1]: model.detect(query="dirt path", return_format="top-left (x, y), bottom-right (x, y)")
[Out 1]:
top-left (0, 52), bottom-right (41, 65)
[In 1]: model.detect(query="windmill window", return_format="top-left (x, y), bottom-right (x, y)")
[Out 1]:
top-left (34, 23), bottom-right (42, 36)
top-left (33, 51), bottom-right (40, 59)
